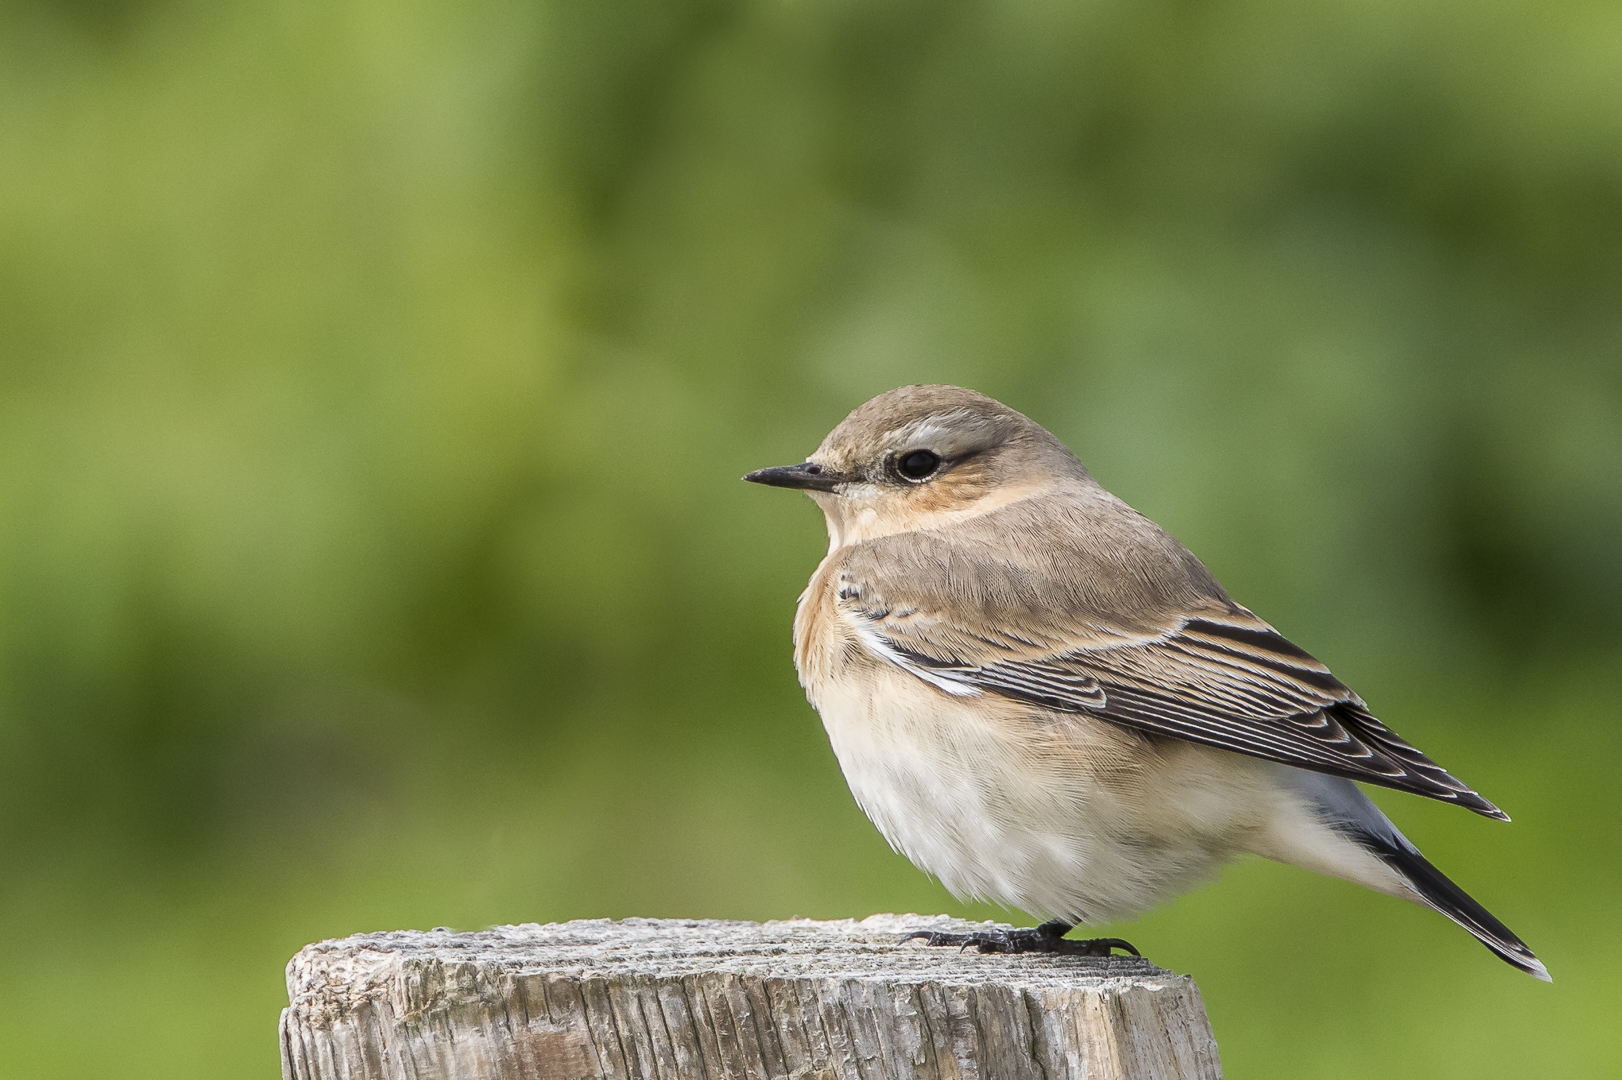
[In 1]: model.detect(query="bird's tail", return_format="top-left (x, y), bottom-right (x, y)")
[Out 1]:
top-left (1357, 828), bottom-right (1550, 981)
top-left (1297, 771), bottom-right (1549, 981)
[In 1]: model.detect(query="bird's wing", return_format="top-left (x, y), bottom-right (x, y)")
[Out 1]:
top-left (834, 543), bottom-right (1508, 820)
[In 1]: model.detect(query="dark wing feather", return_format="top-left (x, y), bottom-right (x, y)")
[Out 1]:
top-left (841, 573), bottom-right (1507, 821)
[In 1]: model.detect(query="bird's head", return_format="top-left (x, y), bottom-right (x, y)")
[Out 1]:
top-left (744, 384), bottom-right (1090, 549)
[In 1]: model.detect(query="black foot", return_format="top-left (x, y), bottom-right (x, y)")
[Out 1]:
top-left (901, 920), bottom-right (1140, 957)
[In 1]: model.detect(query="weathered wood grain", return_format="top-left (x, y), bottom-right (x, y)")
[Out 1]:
top-left (280, 915), bottom-right (1221, 1080)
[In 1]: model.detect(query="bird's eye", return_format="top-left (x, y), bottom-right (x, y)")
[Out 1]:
top-left (896, 450), bottom-right (942, 481)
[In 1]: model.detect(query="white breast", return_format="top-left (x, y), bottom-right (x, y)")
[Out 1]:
top-left (791, 550), bottom-right (1402, 925)
top-left (809, 656), bottom-right (1288, 924)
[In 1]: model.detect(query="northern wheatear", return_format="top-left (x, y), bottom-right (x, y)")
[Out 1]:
top-left (745, 384), bottom-right (1546, 979)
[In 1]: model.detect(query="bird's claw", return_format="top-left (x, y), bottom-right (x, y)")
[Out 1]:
top-left (900, 928), bottom-right (1140, 957)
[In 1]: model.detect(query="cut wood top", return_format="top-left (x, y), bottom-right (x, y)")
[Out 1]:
top-left (288, 915), bottom-right (1172, 1015)
top-left (281, 915), bottom-right (1221, 1080)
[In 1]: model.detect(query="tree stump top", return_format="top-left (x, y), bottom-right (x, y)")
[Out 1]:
top-left (282, 915), bottom-right (1221, 1080)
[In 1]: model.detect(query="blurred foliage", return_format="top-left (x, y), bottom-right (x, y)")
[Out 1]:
top-left (0, 0), bottom-right (1619, 1076)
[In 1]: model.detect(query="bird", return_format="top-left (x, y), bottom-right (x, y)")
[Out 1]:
top-left (743, 384), bottom-right (1547, 979)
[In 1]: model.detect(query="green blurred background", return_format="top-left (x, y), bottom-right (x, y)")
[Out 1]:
top-left (2, 0), bottom-right (1619, 1075)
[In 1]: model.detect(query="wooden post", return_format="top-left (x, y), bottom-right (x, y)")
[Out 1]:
top-left (280, 914), bottom-right (1222, 1080)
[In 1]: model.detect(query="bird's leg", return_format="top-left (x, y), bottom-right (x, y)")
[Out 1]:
top-left (901, 919), bottom-right (1141, 957)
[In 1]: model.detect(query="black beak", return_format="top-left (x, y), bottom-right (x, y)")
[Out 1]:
top-left (743, 462), bottom-right (842, 492)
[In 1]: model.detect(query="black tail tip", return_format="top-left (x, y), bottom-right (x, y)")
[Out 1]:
top-left (1496, 943), bottom-right (1552, 982)
top-left (1361, 828), bottom-right (1548, 980)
